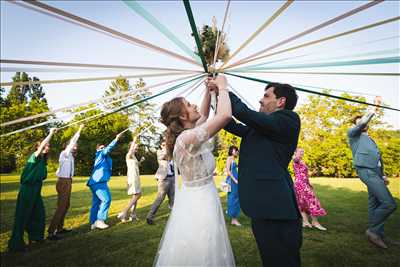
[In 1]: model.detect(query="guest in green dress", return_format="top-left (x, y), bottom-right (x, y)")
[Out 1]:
top-left (8, 128), bottom-right (57, 252)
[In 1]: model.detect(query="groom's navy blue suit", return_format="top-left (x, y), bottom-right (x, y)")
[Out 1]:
top-left (224, 92), bottom-right (302, 267)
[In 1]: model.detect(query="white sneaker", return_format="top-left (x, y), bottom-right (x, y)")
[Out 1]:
top-left (94, 220), bottom-right (109, 229)
top-left (90, 224), bottom-right (96, 230)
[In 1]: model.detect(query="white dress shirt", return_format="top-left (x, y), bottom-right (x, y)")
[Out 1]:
top-left (55, 131), bottom-right (80, 178)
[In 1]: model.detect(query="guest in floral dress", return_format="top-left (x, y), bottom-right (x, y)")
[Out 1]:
top-left (293, 148), bottom-right (327, 231)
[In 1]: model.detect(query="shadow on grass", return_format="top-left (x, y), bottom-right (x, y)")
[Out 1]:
top-left (1, 183), bottom-right (399, 267)
top-left (0, 185), bottom-right (158, 235)
top-left (0, 180), bottom-right (60, 194)
top-left (0, 195), bottom-right (177, 267)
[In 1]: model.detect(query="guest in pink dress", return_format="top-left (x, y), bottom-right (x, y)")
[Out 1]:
top-left (293, 148), bottom-right (327, 231)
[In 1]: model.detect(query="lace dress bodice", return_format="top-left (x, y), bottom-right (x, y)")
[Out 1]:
top-left (173, 125), bottom-right (215, 187)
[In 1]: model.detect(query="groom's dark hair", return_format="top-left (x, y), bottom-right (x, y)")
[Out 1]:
top-left (266, 83), bottom-right (298, 110)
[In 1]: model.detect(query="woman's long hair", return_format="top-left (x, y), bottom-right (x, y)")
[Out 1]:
top-left (160, 97), bottom-right (186, 160)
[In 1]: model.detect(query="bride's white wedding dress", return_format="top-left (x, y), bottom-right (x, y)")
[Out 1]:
top-left (154, 124), bottom-right (235, 266)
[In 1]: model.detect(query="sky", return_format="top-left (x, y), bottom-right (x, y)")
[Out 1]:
top-left (1, 1), bottom-right (399, 129)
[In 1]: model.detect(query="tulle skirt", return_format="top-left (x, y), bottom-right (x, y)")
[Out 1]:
top-left (154, 181), bottom-right (235, 266)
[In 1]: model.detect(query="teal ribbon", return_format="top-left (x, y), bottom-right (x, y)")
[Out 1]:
top-left (100, 74), bottom-right (205, 118)
top-left (286, 82), bottom-right (376, 97)
top-left (183, 0), bottom-right (208, 73)
top-left (224, 72), bottom-right (399, 112)
top-left (234, 43), bottom-right (399, 70)
top-left (123, 0), bottom-right (200, 63)
top-left (232, 56), bottom-right (400, 72)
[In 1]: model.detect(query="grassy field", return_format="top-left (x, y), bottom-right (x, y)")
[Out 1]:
top-left (1, 174), bottom-right (399, 267)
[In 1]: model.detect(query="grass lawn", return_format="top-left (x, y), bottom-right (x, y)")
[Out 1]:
top-left (1, 174), bottom-right (399, 267)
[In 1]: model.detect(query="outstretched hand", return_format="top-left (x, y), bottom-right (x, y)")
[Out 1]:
top-left (374, 96), bottom-right (382, 113)
top-left (214, 74), bottom-right (228, 90)
top-left (206, 74), bottom-right (228, 95)
top-left (383, 176), bottom-right (389, 185)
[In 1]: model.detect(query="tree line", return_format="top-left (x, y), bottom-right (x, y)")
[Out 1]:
top-left (1, 72), bottom-right (399, 177)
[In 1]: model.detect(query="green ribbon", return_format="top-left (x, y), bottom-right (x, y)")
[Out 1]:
top-left (100, 74), bottom-right (205, 118)
top-left (224, 72), bottom-right (399, 112)
top-left (123, 0), bottom-right (201, 63)
top-left (232, 56), bottom-right (400, 72)
top-left (183, 0), bottom-right (208, 73)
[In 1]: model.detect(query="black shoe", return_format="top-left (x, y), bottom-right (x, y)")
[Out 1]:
top-left (47, 234), bottom-right (63, 241)
top-left (57, 228), bottom-right (72, 235)
top-left (146, 218), bottom-right (154, 225)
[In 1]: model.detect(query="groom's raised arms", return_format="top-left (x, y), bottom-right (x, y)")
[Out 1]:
top-left (226, 84), bottom-right (300, 141)
top-left (224, 119), bottom-right (250, 138)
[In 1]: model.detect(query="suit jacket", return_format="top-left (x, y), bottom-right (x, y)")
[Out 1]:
top-left (347, 112), bottom-right (383, 172)
top-left (155, 149), bottom-right (169, 181)
top-left (87, 139), bottom-right (117, 186)
top-left (224, 92), bottom-right (301, 220)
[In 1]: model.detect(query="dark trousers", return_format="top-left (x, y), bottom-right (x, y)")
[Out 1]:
top-left (251, 218), bottom-right (302, 267)
top-left (48, 178), bottom-right (72, 234)
top-left (147, 178), bottom-right (175, 220)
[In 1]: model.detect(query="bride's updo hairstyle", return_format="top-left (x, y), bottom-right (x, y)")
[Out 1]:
top-left (160, 97), bottom-right (187, 160)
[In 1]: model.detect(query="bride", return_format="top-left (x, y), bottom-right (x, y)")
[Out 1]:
top-left (154, 74), bottom-right (235, 266)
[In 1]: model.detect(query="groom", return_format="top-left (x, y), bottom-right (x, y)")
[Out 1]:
top-left (216, 81), bottom-right (302, 267)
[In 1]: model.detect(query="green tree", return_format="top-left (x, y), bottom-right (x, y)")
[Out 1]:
top-left (215, 129), bottom-right (241, 175)
top-left (59, 108), bottom-right (131, 176)
top-left (104, 77), bottom-right (159, 173)
top-left (0, 72), bottom-right (52, 173)
top-left (0, 87), bottom-right (7, 106)
top-left (60, 77), bottom-right (160, 176)
top-left (212, 91), bottom-right (400, 178)
top-left (296, 91), bottom-right (399, 177)
top-left (6, 72), bottom-right (30, 104)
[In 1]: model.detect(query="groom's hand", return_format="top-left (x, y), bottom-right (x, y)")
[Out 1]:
top-left (207, 74), bottom-right (228, 94)
top-left (214, 74), bottom-right (228, 90)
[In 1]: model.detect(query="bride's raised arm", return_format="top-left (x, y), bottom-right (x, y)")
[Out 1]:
top-left (202, 75), bottom-right (232, 138)
top-left (195, 81), bottom-right (212, 126)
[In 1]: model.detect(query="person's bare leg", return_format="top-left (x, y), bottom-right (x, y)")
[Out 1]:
top-left (118, 193), bottom-right (141, 221)
top-left (301, 212), bottom-right (311, 228)
top-left (129, 194), bottom-right (142, 220)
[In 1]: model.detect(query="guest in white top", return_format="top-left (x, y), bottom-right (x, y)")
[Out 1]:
top-left (48, 124), bottom-right (84, 240)
top-left (118, 137), bottom-right (144, 222)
